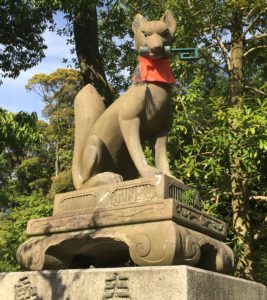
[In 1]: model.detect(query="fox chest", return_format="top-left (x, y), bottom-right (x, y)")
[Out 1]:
top-left (140, 84), bottom-right (172, 135)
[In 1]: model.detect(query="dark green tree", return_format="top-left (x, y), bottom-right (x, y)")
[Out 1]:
top-left (0, 109), bottom-right (51, 271)
top-left (0, 1), bottom-right (53, 82)
top-left (26, 68), bottom-right (82, 176)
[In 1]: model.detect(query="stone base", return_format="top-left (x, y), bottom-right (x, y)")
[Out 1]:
top-left (17, 220), bottom-right (234, 273)
top-left (16, 175), bottom-right (234, 274)
top-left (0, 266), bottom-right (266, 300)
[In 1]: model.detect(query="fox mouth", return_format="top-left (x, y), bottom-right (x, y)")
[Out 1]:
top-left (139, 46), bottom-right (170, 59)
top-left (149, 50), bottom-right (165, 59)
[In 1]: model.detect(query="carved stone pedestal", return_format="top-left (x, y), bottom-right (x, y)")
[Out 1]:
top-left (1, 266), bottom-right (266, 300)
top-left (17, 175), bottom-right (234, 274)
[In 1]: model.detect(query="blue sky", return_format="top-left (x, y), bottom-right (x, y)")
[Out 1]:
top-left (0, 13), bottom-right (74, 119)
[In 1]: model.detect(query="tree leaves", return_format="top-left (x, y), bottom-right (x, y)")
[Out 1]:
top-left (0, 1), bottom-right (54, 81)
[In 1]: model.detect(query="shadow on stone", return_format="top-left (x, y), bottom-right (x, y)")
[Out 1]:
top-left (196, 244), bottom-right (217, 271)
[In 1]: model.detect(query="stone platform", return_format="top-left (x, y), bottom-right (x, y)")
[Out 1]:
top-left (17, 175), bottom-right (234, 274)
top-left (0, 266), bottom-right (266, 300)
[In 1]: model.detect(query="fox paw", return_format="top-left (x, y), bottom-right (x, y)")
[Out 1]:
top-left (82, 172), bottom-right (123, 188)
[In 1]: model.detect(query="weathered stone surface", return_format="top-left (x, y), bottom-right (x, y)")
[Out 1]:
top-left (53, 175), bottom-right (200, 216)
top-left (17, 175), bottom-right (232, 274)
top-left (72, 12), bottom-right (180, 190)
top-left (27, 198), bottom-right (226, 240)
top-left (17, 175), bottom-right (232, 273)
top-left (0, 266), bottom-right (266, 300)
top-left (17, 221), bottom-right (234, 273)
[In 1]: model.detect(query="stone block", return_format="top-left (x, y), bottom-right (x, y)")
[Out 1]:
top-left (17, 221), bottom-right (234, 273)
top-left (53, 175), bottom-right (200, 216)
top-left (26, 199), bottom-right (227, 240)
top-left (0, 266), bottom-right (266, 300)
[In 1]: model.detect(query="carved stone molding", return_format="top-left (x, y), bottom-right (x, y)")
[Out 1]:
top-left (175, 202), bottom-right (227, 239)
top-left (26, 199), bottom-right (226, 241)
top-left (17, 221), bottom-right (234, 274)
top-left (17, 234), bottom-right (73, 271)
top-left (18, 175), bottom-right (234, 275)
top-left (53, 175), bottom-right (198, 216)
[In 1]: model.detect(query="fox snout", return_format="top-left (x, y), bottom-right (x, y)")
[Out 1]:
top-left (146, 34), bottom-right (164, 55)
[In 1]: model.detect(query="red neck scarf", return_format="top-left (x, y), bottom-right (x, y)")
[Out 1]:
top-left (132, 56), bottom-right (176, 84)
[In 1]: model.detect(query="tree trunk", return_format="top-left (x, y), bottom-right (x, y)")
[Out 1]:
top-left (55, 138), bottom-right (59, 177)
top-left (228, 9), bottom-right (253, 280)
top-left (73, 1), bottom-right (113, 107)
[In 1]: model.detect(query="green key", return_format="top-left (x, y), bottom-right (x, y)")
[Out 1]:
top-left (138, 46), bottom-right (198, 60)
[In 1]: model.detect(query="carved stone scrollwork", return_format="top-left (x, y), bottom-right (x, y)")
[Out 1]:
top-left (179, 228), bottom-right (201, 265)
top-left (17, 220), bottom-right (234, 274)
top-left (189, 230), bottom-right (235, 274)
top-left (17, 235), bottom-right (72, 271)
top-left (127, 221), bottom-right (178, 266)
top-left (176, 203), bottom-right (227, 239)
top-left (122, 223), bottom-right (234, 273)
top-left (133, 234), bottom-right (151, 257)
top-left (17, 238), bottom-right (44, 271)
top-left (215, 243), bottom-right (235, 274)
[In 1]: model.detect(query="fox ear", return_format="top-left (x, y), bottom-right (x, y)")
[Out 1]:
top-left (160, 10), bottom-right (176, 36)
top-left (132, 14), bottom-right (147, 32)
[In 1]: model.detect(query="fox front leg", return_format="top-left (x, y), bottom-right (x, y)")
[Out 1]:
top-left (150, 131), bottom-right (172, 176)
top-left (119, 117), bottom-right (161, 178)
top-left (150, 128), bottom-right (184, 184)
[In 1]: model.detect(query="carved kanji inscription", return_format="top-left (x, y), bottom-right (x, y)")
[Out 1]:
top-left (15, 277), bottom-right (37, 300)
top-left (103, 273), bottom-right (130, 299)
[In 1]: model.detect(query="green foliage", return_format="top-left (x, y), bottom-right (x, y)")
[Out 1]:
top-left (250, 199), bottom-right (267, 284)
top-left (26, 69), bottom-right (82, 174)
top-left (169, 68), bottom-right (267, 193)
top-left (0, 70), bottom-right (79, 273)
top-left (48, 169), bottom-right (73, 200)
top-left (0, 192), bottom-right (52, 271)
top-left (0, 109), bottom-right (51, 271)
top-left (16, 157), bottom-right (51, 195)
top-left (0, 109), bottom-right (43, 152)
top-left (0, 109), bottom-right (44, 191)
top-left (0, 1), bottom-right (54, 81)
top-left (181, 189), bottom-right (197, 207)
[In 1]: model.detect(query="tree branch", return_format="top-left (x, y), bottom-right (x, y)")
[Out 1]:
top-left (249, 195), bottom-right (267, 201)
top-left (243, 6), bottom-right (258, 23)
top-left (247, 32), bottom-right (267, 42)
top-left (242, 7), bottom-right (267, 38)
top-left (244, 85), bottom-right (267, 96)
top-left (212, 31), bottom-right (232, 70)
top-left (213, 32), bottom-right (228, 56)
top-left (203, 25), bottom-right (226, 32)
top-left (210, 192), bottom-right (231, 204)
top-left (244, 45), bottom-right (267, 56)
top-left (200, 49), bottom-right (228, 72)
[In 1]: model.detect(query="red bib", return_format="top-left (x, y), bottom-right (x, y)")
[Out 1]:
top-left (132, 56), bottom-right (176, 84)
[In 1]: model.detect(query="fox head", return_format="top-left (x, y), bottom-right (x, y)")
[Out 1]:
top-left (132, 10), bottom-right (176, 59)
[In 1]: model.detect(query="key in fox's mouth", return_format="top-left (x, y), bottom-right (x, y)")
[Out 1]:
top-left (139, 46), bottom-right (170, 59)
top-left (149, 53), bottom-right (164, 59)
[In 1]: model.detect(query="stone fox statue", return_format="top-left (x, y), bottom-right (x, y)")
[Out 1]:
top-left (72, 10), bottom-right (179, 189)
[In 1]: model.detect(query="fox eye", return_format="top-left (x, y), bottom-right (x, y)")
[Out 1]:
top-left (161, 30), bottom-right (169, 38)
top-left (142, 32), bottom-right (151, 37)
